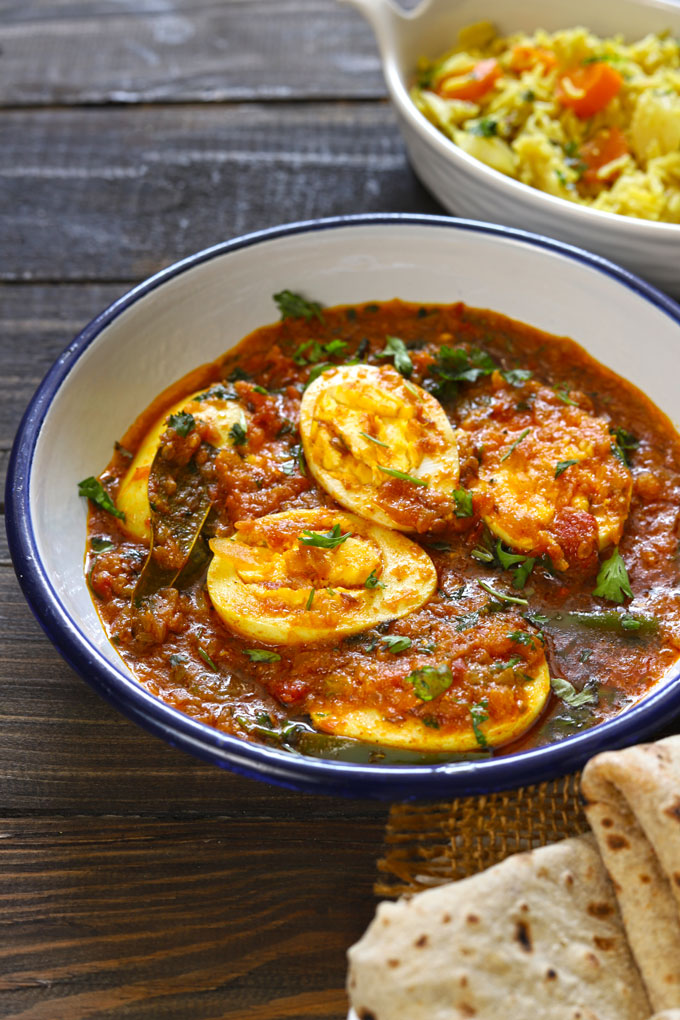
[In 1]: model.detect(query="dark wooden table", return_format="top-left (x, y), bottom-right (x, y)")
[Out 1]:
top-left (0, 3), bottom-right (447, 1017)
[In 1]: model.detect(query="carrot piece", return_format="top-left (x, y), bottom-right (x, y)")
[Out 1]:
top-left (437, 58), bottom-right (501, 101)
top-left (509, 45), bottom-right (557, 75)
top-left (556, 62), bottom-right (623, 119)
top-left (579, 126), bottom-right (629, 183)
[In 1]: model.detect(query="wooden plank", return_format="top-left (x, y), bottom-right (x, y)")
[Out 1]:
top-left (0, 563), bottom-right (391, 820)
top-left (0, 0), bottom-right (385, 106)
top-left (0, 814), bottom-right (382, 1019)
top-left (0, 284), bottom-right (128, 501)
top-left (0, 104), bottom-right (442, 283)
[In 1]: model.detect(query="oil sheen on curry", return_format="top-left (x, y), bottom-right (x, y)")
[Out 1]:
top-left (81, 294), bottom-right (680, 764)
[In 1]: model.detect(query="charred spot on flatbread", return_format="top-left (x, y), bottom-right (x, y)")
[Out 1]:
top-left (663, 797), bottom-right (680, 822)
top-left (606, 833), bottom-right (630, 850)
top-left (514, 919), bottom-right (532, 951)
top-left (588, 901), bottom-right (614, 918)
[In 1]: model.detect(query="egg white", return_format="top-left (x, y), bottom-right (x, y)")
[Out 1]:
top-left (206, 507), bottom-right (437, 644)
top-left (309, 657), bottom-right (551, 752)
top-left (300, 364), bottom-right (460, 532)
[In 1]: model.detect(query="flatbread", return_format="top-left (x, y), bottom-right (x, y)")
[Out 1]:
top-left (581, 735), bottom-right (680, 1012)
top-left (347, 834), bottom-right (650, 1020)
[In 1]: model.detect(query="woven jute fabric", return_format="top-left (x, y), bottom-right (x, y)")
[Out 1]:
top-left (375, 772), bottom-right (587, 898)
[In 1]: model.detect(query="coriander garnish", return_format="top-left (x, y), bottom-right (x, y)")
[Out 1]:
top-left (478, 579), bottom-right (529, 606)
top-left (376, 335), bottom-right (413, 377)
top-left (299, 524), bottom-right (351, 549)
top-left (305, 588), bottom-right (316, 611)
top-left (406, 663), bottom-right (453, 701)
top-left (592, 548), bottom-right (633, 604)
top-left (555, 459), bottom-right (579, 478)
top-left (378, 466), bottom-right (427, 487)
top-left (167, 411), bottom-right (196, 437)
top-left (244, 649), bottom-right (281, 663)
top-left (197, 647), bottom-right (218, 672)
top-left (452, 488), bottom-right (474, 518)
top-left (273, 289), bottom-right (324, 323)
top-left (78, 477), bottom-right (126, 521)
top-left (364, 569), bottom-right (385, 590)
top-left (360, 431), bottom-right (389, 448)
top-left (500, 428), bottom-right (531, 462)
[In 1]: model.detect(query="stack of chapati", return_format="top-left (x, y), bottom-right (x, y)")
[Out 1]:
top-left (347, 736), bottom-right (680, 1020)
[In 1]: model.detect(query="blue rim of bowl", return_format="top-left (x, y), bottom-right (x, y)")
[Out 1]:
top-left (6, 212), bottom-right (680, 800)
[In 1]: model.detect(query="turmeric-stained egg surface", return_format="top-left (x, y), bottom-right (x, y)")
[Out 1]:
top-left (300, 364), bottom-right (460, 533)
top-left (83, 298), bottom-right (680, 763)
top-left (463, 374), bottom-right (633, 571)
top-left (206, 508), bottom-right (437, 644)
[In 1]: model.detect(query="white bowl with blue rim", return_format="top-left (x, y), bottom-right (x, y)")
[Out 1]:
top-left (6, 214), bottom-right (680, 798)
top-left (341, 0), bottom-right (680, 298)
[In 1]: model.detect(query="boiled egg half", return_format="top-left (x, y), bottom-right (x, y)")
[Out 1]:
top-left (206, 508), bottom-right (437, 644)
top-left (300, 364), bottom-right (460, 532)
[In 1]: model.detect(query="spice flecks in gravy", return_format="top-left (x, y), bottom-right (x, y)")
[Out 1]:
top-left (84, 299), bottom-right (680, 762)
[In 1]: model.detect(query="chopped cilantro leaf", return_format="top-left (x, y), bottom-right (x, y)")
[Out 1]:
top-left (360, 430), bottom-right (389, 448)
top-left (609, 427), bottom-right (639, 467)
top-left (305, 361), bottom-right (333, 387)
top-left (229, 421), bottom-right (247, 445)
top-left (555, 459), bottom-right (579, 478)
top-left (478, 580), bottom-right (529, 606)
top-left (406, 664), bottom-right (453, 701)
top-left (299, 524), bottom-right (351, 549)
top-left (507, 631), bottom-right (536, 648)
top-left (376, 335), bottom-right (413, 377)
top-left (306, 588), bottom-right (316, 611)
top-left (470, 701), bottom-right (489, 747)
top-left (167, 411), bottom-right (196, 437)
top-left (378, 466), bottom-right (428, 486)
top-left (469, 117), bottom-right (498, 137)
top-left (364, 569), bottom-right (385, 590)
top-left (500, 428), bottom-right (531, 462)
top-left (554, 384), bottom-right (578, 406)
top-left (502, 368), bottom-right (532, 387)
top-left (381, 635), bottom-right (412, 654)
top-left (78, 477), bottom-right (125, 521)
top-left (274, 289), bottom-right (324, 323)
top-left (593, 548), bottom-right (633, 604)
top-left (244, 649), bottom-right (281, 663)
top-left (551, 675), bottom-right (598, 707)
top-left (197, 647), bottom-right (218, 672)
top-left (426, 345), bottom-right (497, 401)
top-left (452, 488), bottom-right (474, 517)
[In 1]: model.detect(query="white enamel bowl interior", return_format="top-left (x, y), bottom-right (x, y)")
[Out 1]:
top-left (30, 220), bottom-right (680, 690)
top-left (346, 0), bottom-right (680, 296)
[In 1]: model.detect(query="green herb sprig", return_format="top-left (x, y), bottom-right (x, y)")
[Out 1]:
top-left (78, 477), bottom-right (125, 521)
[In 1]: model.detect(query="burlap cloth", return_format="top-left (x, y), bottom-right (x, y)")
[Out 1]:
top-left (376, 772), bottom-right (586, 898)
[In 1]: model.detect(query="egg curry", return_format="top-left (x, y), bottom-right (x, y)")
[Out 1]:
top-left (80, 295), bottom-right (680, 763)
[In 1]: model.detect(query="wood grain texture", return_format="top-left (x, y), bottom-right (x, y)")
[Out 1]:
top-left (0, 563), bottom-right (390, 822)
top-left (1, 104), bottom-right (442, 282)
top-left (0, 0), bottom-right (385, 105)
top-left (0, 815), bottom-right (383, 1019)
